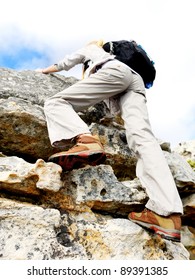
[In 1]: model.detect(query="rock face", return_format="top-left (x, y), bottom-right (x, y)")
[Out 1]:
top-left (0, 67), bottom-right (195, 260)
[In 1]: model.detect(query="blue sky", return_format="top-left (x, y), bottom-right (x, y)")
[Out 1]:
top-left (1, 0), bottom-right (195, 148)
top-left (0, 48), bottom-right (47, 69)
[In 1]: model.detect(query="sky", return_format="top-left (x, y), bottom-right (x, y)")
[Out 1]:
top-left (0, 0), bottom-right (195, 149)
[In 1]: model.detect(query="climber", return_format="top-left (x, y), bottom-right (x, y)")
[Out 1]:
top-left (36, 40), bottom-right (183, 242)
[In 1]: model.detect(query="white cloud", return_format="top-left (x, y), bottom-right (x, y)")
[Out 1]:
top-left (0, 0), bottom-right (195, 147)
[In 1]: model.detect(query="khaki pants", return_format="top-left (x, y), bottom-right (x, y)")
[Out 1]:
top-left (44, 60), bottom-right (183, 216)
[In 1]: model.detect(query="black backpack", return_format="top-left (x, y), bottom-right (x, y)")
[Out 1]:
top-left (103, 40), bottom-right (156, 88)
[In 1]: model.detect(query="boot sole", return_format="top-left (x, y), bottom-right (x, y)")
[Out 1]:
top-left (128, 217), bottom-right (181, 242)
top-left (49, 151), bottom-right (106, 171)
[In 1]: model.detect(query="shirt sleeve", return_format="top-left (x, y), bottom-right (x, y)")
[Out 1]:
top-left (55, 50), bottom-right (85, 71)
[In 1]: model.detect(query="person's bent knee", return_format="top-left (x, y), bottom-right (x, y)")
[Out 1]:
top-left (44, 98), bottom-right (54, 114)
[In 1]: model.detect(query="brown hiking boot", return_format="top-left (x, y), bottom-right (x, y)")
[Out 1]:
top-left (128, 208), bottom-right (181, 242)
top-left (48, 134), bottom-right (106, 171)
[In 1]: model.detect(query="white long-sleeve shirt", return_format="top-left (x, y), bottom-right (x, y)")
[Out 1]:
top-left (55, 43), bottom-right (115, 77)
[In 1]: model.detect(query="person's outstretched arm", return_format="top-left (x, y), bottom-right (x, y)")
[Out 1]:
top-left (36, 64), bottom-right (59, 74)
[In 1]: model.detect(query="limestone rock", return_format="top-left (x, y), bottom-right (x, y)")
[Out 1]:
top-left (0, 67), bottom-right (194, 260)
top-left (62, 165), bottom-right (148, 215)
top-left (182, 193), bottom-right (195, 227)
top-left (0, 68), bottom-right (78, 106)
top-left (0, 68), bottom-right (77, 160)
top-left (0, 156), bottom-right (62, 195)
top-left (174, 140), bottom-right (195, 171)
top-left (174, 140), bottom-right (195, 161)
top-left (0, 198), bottom-right (86, 260)
top-left (0, 97), bottom-right (53, 160)
top-left (181, 226), bottom-right (195, 260)
top-left (0, 198), bottom-right (189, 260)
top-left (164, 151), bottom-right (195, 194)
top-left (90, 123), bottom-right (137, 180)
top-left (63, 211), bottom-right (189, 260)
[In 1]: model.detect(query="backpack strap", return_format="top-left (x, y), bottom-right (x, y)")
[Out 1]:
top-left (109, 42), bottom-right (114, 54)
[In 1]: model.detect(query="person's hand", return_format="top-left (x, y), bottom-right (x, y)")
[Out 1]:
top-left (35, 65), bottom-right (58, 74)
